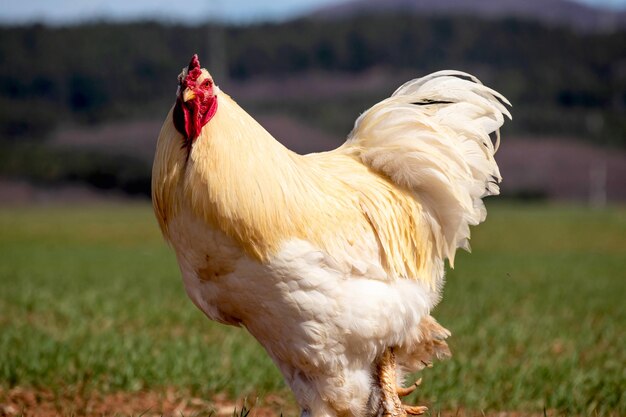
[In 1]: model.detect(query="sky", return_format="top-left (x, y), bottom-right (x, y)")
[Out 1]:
top-left (0, 0), bottom-right (625, 25)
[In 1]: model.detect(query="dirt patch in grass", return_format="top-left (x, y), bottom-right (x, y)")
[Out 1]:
top-left (0, 387), bottom-right (287, 417)
top-left (0, 387), bottom-right (579, 417)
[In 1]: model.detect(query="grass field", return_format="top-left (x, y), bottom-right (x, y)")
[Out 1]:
top-left (0, 203), bottom-right (624, 416)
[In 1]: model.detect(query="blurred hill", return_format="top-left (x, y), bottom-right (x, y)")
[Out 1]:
top-left (0, 14), bottom-right (625, 202)
top-left (310, 0), bottom-right (626, 32)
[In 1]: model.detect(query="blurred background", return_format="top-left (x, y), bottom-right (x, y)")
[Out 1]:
top-left (0, 0), bottom-right (625, 203)
top-left (0, 1), bottom-right (625, 416)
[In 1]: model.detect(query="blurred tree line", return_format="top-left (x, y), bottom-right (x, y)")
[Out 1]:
top-left (0, 15), bottom-right (624, 195)
top-left (1, 15), bottom-right (625, 144)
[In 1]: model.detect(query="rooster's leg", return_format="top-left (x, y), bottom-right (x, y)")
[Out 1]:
top-left (377, 348), bottom-right (427, 417)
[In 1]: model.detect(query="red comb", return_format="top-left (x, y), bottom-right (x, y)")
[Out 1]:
top-left (188, 54), bottom-right (201, 71)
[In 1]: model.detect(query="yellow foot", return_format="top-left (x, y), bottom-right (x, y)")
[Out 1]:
top-left (404, 405), bottom-right (428, 415)
top-left (377, 348), bottom-right (427, 417)
top-left (397, 378), bottom-right (422, 397)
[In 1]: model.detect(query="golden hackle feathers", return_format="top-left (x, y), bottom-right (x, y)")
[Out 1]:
top-left (152, 109), bottom-right (187, 237)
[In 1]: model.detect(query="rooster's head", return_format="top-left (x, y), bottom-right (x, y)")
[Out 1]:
top-left (173, 54), bottom-right (218, 145)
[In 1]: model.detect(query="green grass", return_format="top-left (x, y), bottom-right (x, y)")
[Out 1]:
top-left (0, 203), bottom-right (624, 415)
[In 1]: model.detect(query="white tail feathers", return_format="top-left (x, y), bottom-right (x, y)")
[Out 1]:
top-left (345, 71), bottom-right (511, 267)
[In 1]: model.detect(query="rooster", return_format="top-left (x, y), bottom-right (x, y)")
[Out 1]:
top-left (152, 55), bottom-right (510, 417)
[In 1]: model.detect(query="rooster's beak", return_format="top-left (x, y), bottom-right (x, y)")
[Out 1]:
top-left (182, 88), bottom-right (196, 102)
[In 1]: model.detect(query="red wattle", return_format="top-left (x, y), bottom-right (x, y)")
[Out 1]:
top-left (173, 94), bottom-right (218, 146)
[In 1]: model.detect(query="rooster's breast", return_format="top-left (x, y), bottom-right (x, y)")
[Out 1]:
top-left (165, 206), bottom-right (342, 329)
top-left (165, 206), bottom-right (434, 376)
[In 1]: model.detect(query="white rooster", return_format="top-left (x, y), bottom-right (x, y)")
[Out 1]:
top-left (152, 55), bottom-right (510, 417)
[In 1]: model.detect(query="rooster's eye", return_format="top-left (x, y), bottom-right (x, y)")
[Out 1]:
top-left (203, 79), bottom-right (211, 87)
